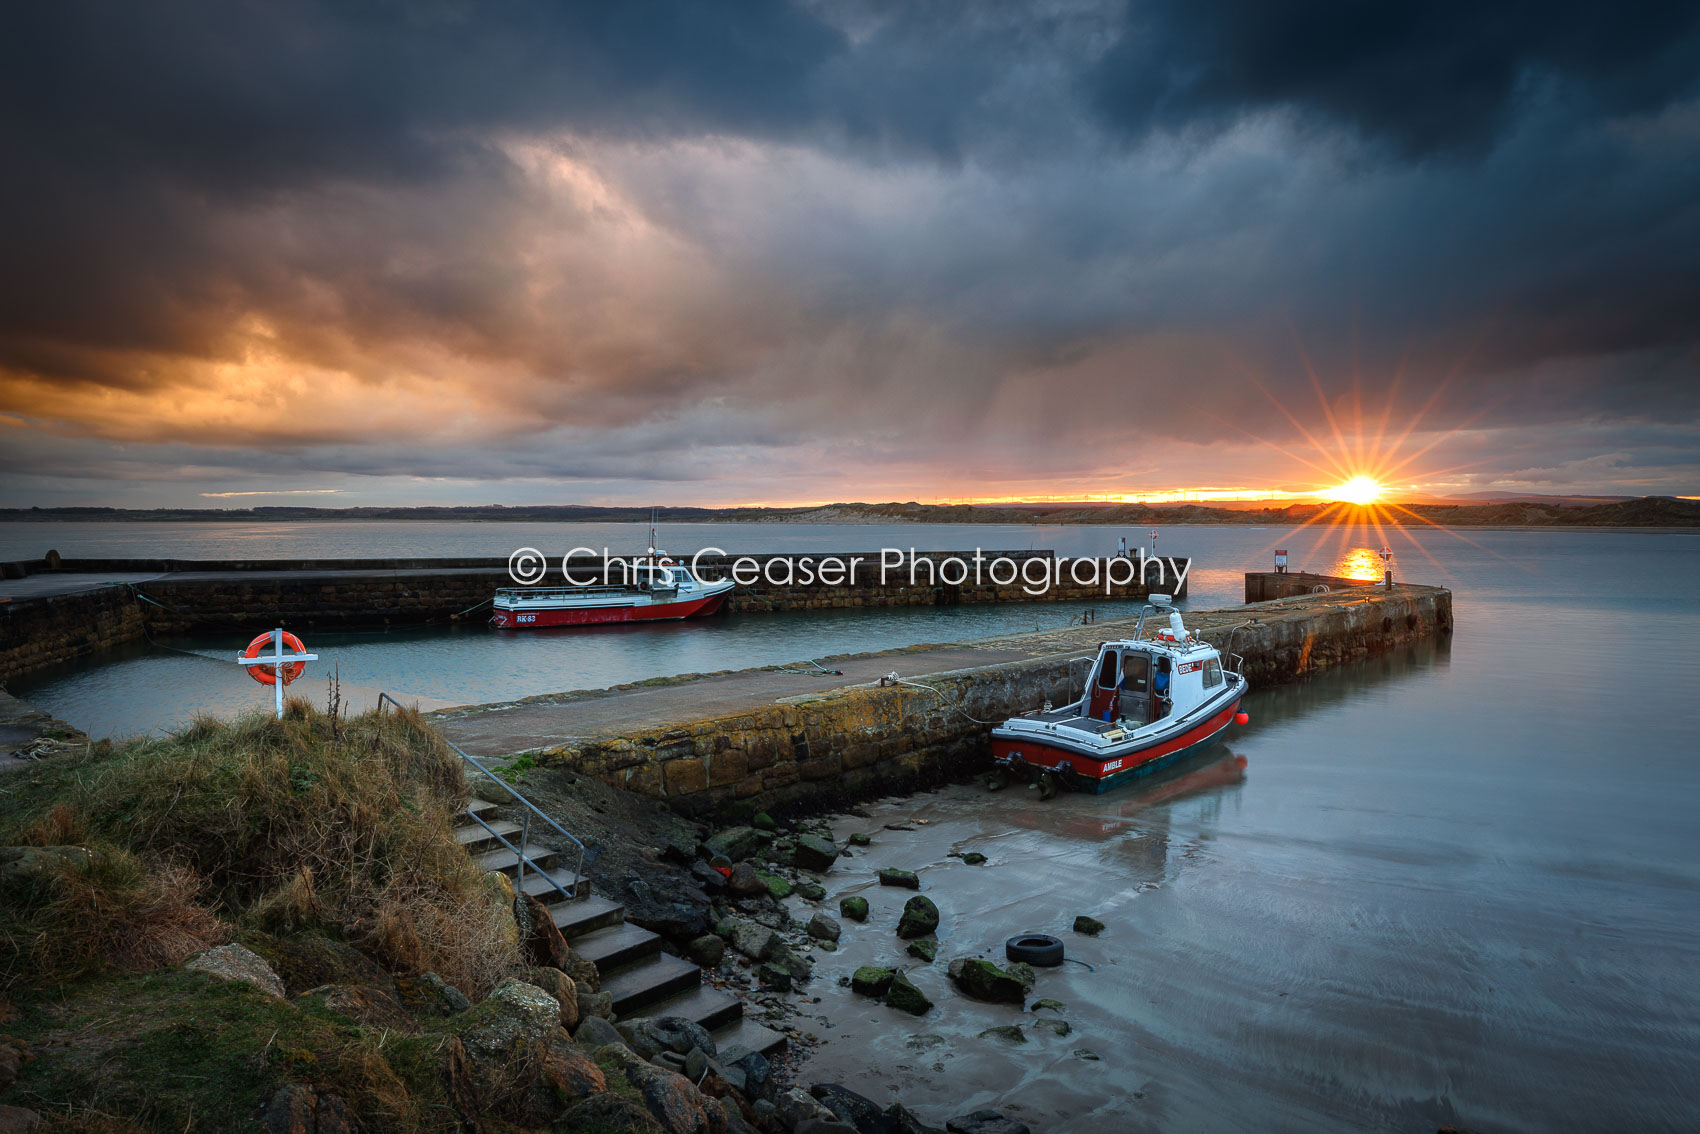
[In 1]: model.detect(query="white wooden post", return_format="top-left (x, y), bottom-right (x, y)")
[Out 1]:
top-left (233, 629), bottom-right (319, 718)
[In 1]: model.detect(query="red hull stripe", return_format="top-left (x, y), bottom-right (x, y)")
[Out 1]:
top-left (493, 592), bottom-right (727, 627)
top-left (991, 698), bottom-right (1242, 780)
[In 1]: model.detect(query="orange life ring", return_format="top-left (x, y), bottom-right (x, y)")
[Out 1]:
top-left (244, 631), bottom-right (307, 686)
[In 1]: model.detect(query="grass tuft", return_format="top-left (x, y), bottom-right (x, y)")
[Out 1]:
top-left (1, 702), bottom-right (517, 997)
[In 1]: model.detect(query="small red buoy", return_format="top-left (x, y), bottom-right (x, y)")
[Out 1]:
top-left (1234, 712), bottom-right (1250, 725)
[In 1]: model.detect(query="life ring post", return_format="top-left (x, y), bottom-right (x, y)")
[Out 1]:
top-left (234, 628), bottom-right (319, 718)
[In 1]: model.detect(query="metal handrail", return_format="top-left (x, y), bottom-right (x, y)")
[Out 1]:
top-left (377, 691), bottom-right (587, 901)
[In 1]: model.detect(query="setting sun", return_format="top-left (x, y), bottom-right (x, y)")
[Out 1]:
top-left (1326, 476), bottom-right (1384, 506)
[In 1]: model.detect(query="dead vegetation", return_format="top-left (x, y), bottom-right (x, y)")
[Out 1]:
top-left (1, 700), bottom-right (518, 997)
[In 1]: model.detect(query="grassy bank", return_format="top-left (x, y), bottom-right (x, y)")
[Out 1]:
top-left (0, 703), bottom-right (524, 1131)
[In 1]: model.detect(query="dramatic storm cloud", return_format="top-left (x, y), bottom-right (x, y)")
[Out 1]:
top-left (2, 0), bottom-right (1697, 505)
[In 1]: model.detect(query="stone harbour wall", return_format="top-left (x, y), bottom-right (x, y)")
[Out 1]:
top-left (0, 551), bottom-right (1187, 682)
top-left (0, 586), bottom-right (147, 682)
top-left (535, 584), bottom-right (1454, 817)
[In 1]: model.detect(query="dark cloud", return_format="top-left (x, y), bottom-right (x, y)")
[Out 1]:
top-left (1089, 0), bottom-right (1700, 158)
top-left (0, 1), bottom-right (1697, 503)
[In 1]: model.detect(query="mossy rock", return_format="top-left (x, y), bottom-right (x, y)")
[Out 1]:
top-left (839, 896), bottom-right (870, 922)
top-left (877, 869), bottom-right (920, 889)
top-left (850, 967), bottom-right (894, 998)
top-left (906, 938), bottom-right (937, 963)
top-left (848, 833), bottom-right (872, 847)
top-left (1031, 998), bottom-right (1066, 1014)
top-left (752, 812), bottom-right (777, 831)
top-left (1072, 915), bottom-right (1106, 936)
top-left (795, 881), bottom-right (827, 902)
top-left (885, 972), bottom-right (932, 1016)
top-left (896, 895), bottom-right (939, 939)
top-left (978, 1024), bottom-right (1027, 1044)
top-left (753, 870), bottom-right (794, 900)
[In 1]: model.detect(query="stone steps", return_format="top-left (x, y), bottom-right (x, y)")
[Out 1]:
top-left (551, 895), bottom-right (626, 937)
top-left (452, 800), bottom-right (787, 1064)
top-left (569, 922), bottom-right (661, 970)
top-left (600, 952), bottom-right (701, 1016)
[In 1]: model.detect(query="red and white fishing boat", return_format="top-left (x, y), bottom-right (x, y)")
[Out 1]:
top-left (990, 595), bottom-right (1250, 793)
top-left (492, 555), bottom-right (734, 628)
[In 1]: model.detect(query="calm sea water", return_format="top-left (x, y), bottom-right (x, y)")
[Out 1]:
top-left (5, 520), bottom-right (1698, 1130)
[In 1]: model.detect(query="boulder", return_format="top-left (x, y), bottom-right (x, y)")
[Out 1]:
top-left (946, 959), bottom-right (1026, 1004)
top-left (850, 966), bottom-right (894, 998)
top-left (703, 827), bottom-right (767, 863)
top-left (885, 972), bottom-right (932, 1016)
top-left (796, 1120), bottom-right (857, 1134)
top-left (848, 833), bottom-right (872, 847)
top-left (558, 1090), bottom-right (670, 1133)
top-left (758, 963), bottom-right (793, 992)
top-left (793, 834), bottom-right (839, 872)
top-left (896, 896), bottom-right (939, 939)
top-left (796, 881), bottom-right (827, 902)
top-left (519, 891), bottom-right (572, 968)
top-left (877, 868), bottom-right (920, 889)
top-left (727, 863), bottom-right (768, 898)
top-left (689, 934), bottom-right (727, 966)
top-left (515, 965), bottom-right (579, 1031)
top-left (754, 869), bottom-right (794, 900)
top-left (775, 1087), bottom-right (835, 1130)
top-left (767, 945), bottom-right (811, 982)
top-left (1072, 915), bottom-right (1105, 936)
top-left (727, 918), bottom-right (780, 961)
top-left (958, 852), bottom-right (987, 866)
top-left (0, 1106), bottom-right (41, 1134)
top-left (395, 970), bottom-right (471, 1016)
top-left (946, 1110), bottom-right (1032, 1134)
top-left (618, 1016), bottom-right (718, 1061)
top-left (564, 952), bottom-right (601, 992)
top-left (1030, 998), bottom-right (1065, 1014)
top-left (906, 938), bottom-right (937, 963)
top-left (184, 944), bottom-right (286, 999)
top-left (573, 1014), bottom-right (625, 1049)
top-left (810, 1084), bottom-right (887, 1132)
top-left (732, 1049), bottom-right (772, 1095)
top-left (752, 812), bottom-right (777, 831)
top-left (1030, 1018), bottom-right (1071, 1037)
top-left (599, 1043), bottom-right (720, 1134)
top-left (0, 845), bottom-right (91, 885)
top-left (457, 978), bottom-right (560, 1069)
top-left (886, 1102), bottom-right (949, 1134)
top-left (509, 1036), bottom-right (608, 1125)
top-left (721, 1097), bottom-right (758, 1134)
top-left (839, 896), bottom-right (870, 922)
top-left (1006, 962), bottom-right (1036, 994)
top-left (579, 990), bottom-right (615, 1019)
top-left (806, 911), bottom-right (842, 942)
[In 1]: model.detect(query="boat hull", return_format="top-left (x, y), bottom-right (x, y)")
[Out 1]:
top-left (493, 590), bottom-right (728, 628)
top-left (990, 696), bottom-right (1242, 793)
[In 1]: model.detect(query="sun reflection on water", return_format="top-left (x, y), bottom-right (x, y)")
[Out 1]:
top-left (1333, 547), bottom-right (1386, 581)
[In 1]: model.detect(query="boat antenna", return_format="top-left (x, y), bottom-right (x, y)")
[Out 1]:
top-left (649, 506), bottom-right (656, 559)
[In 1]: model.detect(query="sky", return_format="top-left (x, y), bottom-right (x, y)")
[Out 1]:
top-left (2, 0), bottom-right (1698, 508)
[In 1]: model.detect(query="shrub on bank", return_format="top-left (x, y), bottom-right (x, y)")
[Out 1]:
top-left (1, 701), bottom-right (517, 994)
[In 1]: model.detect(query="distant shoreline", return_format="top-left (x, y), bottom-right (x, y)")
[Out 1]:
top-left (3, 497), bottom-right (1697, 531)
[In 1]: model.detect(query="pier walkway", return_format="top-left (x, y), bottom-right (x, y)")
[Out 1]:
top-left (434, 580), bottom-right (1452, 815)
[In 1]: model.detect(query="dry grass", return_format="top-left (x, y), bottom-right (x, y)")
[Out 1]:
top-left (1, 702), bottom-right (519, 996)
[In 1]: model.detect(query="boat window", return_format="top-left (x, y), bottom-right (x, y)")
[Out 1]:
top-left (1121, 652), bottom-right (1150, 692)
top-left (1203, 658), bottom-right (1223, 688)
top-left (1095, 651), bottom-right (1119, 689)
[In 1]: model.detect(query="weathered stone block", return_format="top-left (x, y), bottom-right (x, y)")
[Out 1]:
top-left (662, 757), bottom-right (708, 795)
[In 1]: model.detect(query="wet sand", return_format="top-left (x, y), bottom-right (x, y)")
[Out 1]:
top-left (785, 629), bottom-right (1700, 1133)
